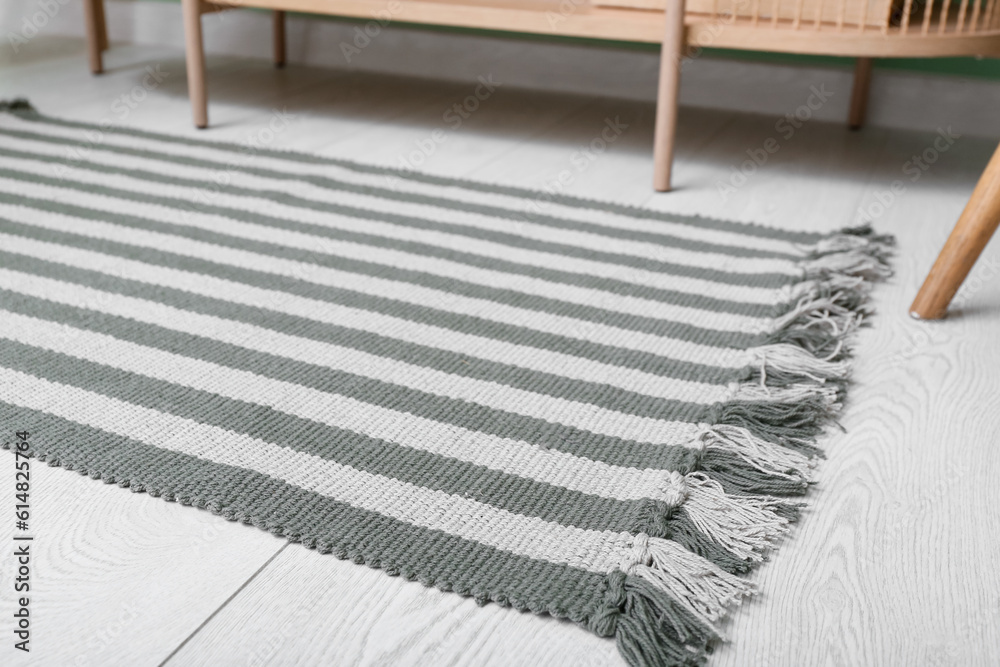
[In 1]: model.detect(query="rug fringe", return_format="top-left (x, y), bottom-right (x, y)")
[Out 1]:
top-left (698, 449), bottom-right (811, 497)
top-left (610, 225), bottom-right (892, 667)
top-left (802, 225), bottom-right (895, 282)
top-left (731, 381), bottom-right (841, 409)
top-left (647, 471), bottom-right (799, 567)
top-left (708, 224), bottom-right (892, 486)
top-left (677, 472), bottom-right (794, 563)
top-left (702, 423), bottom-right (816, 482)
top-left (623, 534), bottom-right (755, 632)
top-left (612, 574), bottom-right (715, 667)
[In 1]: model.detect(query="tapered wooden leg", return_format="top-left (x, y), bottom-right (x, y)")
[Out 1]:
top-left (848, 57), bottom-right (872, 131)
top-left (95, 0), bottom-right (109, 52)
top-left (83, 0), bottom-right (103, 74)
top-left (910, 142), bottom-right (1000, 319)
top-left (652, 0), bottom-right (686, 192)
top-left (182, 0), bottom-right (209, 129)
top-left (274, 11), bottom-right (286, 68)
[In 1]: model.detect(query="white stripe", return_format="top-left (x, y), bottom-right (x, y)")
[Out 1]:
top-left (0, 366), bottom-right (633, 573)
top-left (0, 233), bottom-right (749, 395)
top-left (0, 268), bottom-right (714, 443)
top-left (0, 112), bottom-right (808, 257)
top-left (0, 205), bottom-right (771, 356)
top-left (0, 310), bottom-right (688, 501)
top-left (0, 136), bottom-right (793, 304)
top-left (0, 171), bottom-right (778, 332)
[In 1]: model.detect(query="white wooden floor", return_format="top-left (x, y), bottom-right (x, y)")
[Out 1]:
top-left (2, 36), bottom-right (1000, 667)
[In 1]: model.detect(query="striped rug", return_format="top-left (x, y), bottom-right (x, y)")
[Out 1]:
top-left (0, 100), bottom-right (890, 667)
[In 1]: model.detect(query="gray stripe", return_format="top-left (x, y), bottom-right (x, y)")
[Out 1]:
top-left (0, 338), bottom-right (648, 531)
top-left (0, 288), bottom-right (705, 471)
top-left (0, 129), bottom-right (793, 263)
top-left (0, 140), bottom-right (779, 315)
top-left (0, 146), bottom-right (797, 290)
top-left (0, 400), bottom-right (611, 623)
top-left (0, 188), bottom-right (771, 343)
top-left (0, 159), bottom-right (787, 319)
top-left (0, 217), bottom-right (765, 354)
top-left (0, 251), bottom-right (739, 419)
top-left (0, 341), bottom-right (756, 573)
top-left (0, 117), bottom-right (823, 246)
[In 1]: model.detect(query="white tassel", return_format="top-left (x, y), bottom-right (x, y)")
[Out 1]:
top-left (786, 274), bottom-right (867, 302)
top-left (808, 233), bottom-right (871, 255)
top-left (623, 533), bottom-right (755, 633)
top-left (796, 228), bottom-right (893, 282)
top-left (747, 344), bottom-right (851, 383)
top-left (801, 248), bottom-right (892, 280)
top-left (771, 293), bottom-right (865, 339)
top-left (680, 473), bottom-right (792, 562)
top-left (731, 381), bottom-right (841, 410)
top-left (701, 424), bottom-right (816, 482)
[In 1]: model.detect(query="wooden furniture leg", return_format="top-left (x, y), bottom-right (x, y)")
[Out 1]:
top-left (910, 142), bottom-right (1000, 319)
top-left (182, 0), bottom-right (209, 129)
top-left (652, 0), bottom-right (686, 192)
top-left (95, 0), bottom-right (109, 52)
top-left (83, 0), bottom-right (104, 74)
top-left (848, 57), bottom-right (872, 130)
top-left (274, 11), bottom-right (287, 68)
